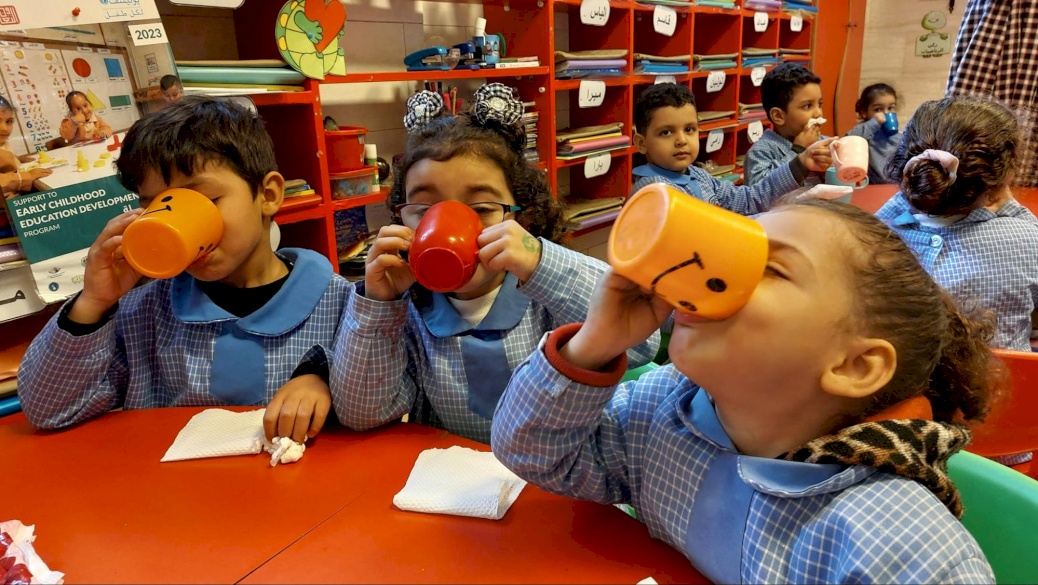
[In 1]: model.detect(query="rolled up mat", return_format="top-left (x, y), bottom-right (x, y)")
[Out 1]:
top-left (0, 396), bottom-right (22, 417)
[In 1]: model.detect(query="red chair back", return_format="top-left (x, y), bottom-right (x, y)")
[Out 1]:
top-left (968, 349), bottom-right (1038, 458)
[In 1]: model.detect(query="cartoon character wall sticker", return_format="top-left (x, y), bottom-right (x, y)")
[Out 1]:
top-left (275, 0), bottom-right (347, 80)
top-left (916, 10), bottom-right (951, 59)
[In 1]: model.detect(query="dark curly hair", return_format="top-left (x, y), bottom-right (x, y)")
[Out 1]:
top-left (389, 114), bottom-right (567, 243)
top-left (781, 198), bottom-right (1004, 424)
top-left (116, 95), bottom-right (277, 196)
top-left (855, 83), bottom-right (897, 119)
top-left (634, 83), bottom-right (696, 135)
top-left (886, 96), bottom-right (1017, 216)
top-left (761, 63), bottom-right (821, 123)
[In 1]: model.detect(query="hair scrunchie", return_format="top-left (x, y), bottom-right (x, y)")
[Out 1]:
top-left (907, 149), bottom-right (960, 184)
top-left (471, 83), bottom-right (524, 128)
top-left (403, 91), bottom-right (445, 134)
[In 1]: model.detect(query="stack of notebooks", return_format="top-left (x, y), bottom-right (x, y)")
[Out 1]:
top-left (780, 48), bottom-right (812, 62)
top-left (563, 196), bottom-right (626, 231)
top-left (695, 0), bottom-right (736, 7)
top-left (522, 101), bottom-right (540, 164)
top-left (555, 50), bottom-right (628, 79)
top-left (284, 179), bottom-right (316, 199)
top-left (495, 56), bottom-right (542, 70)
top-left (783, 0), bottom-right (817, 15)
top-left (556, 123), bottom-right (631, 161)
top-left (694, 53), bottom-right (738, 71)
top-left (177, 59), bottom-right (307, 96)
top-left (742, 47), bottom-right (780, 68)
top-left (744, 0), bottom-right (781, 11)
top-left (0, 209), bottom-right (25, 270)
top-left (738, 102), bottom-right (767, 123)
top-left (696, 160), bottom-right (740, 183)
top-left (735, 154), bottom-right (746, 169)
top-left (697, 110), bottom-right (737, 126)
top-left (634, 0), bottom-right (692, 6)
top-left (634, 53), bottom-right (690, 76)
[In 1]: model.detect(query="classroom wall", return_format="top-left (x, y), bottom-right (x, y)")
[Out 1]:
top-left (858, 0), bottom-right (964, 128)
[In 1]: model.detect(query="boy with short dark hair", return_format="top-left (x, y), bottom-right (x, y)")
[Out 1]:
top-left (631, 83), bottom-right (832, 215)
top-left (160, 74), bottom-right (184, 105)
top-left (18, 96), bottom-right (352, 444)
top-left (744, 63), bottom-right (825, 186)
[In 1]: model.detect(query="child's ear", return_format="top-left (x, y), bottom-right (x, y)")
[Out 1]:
top-left (259, 171), bottom-right (285, 218)
top-left (768, 107), bottom-right (786, 127)
top-left (820, 337), bottom-right (896, 401)
top-left (634, 132), bottom-right (647, 154)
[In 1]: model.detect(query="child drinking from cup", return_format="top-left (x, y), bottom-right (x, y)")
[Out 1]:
top-left (0, 95), bottom-right (50, 198)
top-left (744, 63), bottom-right (831, 187)
top-left (19, 96), bottom-right (355, 445)
top-left (633, 83), bottom-right (833, 207)
top-left (59, 91), bottom-right (113, 145)
top-left (332, 84), bottom-right (659, 444)
top-left (847, 83), bottom-right (901, 184)
top-left (877, 96), bottom-right (1038, 352)
top-left (492, 193), bottom-right (999, 583)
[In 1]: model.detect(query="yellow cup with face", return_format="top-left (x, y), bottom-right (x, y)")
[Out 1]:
top-left (608, 183), bottom-right (768, 319)
top-left (122, 188), bottom-right (224, 280)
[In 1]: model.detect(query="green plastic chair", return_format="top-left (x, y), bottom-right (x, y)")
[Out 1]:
top-left (948, 450), bottom-right (1038, 584)
top-left (621, 361), bottom-right (659, 383)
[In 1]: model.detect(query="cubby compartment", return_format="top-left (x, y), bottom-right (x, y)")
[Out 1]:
top-left (692, 72), bottom-right (738, 130)
top-left (559, 83), bottom-right (633, 143)
top-left (275, 215), bottom-right (336, 262)
top-left (741, 12), bottom-right (780, 51)
top-left (633, 4), bottom-right (693, 78)
top-left (691, 13), bottom-right (741, 67)
top-left (555, 1), bottom-right (634, 74)
top-left (567, 153), bottom-right (632, 204)
top-left (485, 0), bottom-right (554, 64)
top-left (697, 126), bottom-right (737, 169)
top-left (779, 15), bottom-right (813, 65)
top-left (257, 103), bottom-right (326, 201)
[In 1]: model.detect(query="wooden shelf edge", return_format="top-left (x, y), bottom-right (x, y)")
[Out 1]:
top-left (332, 188), bottom-right (390, 211)
top-left (324, 67), bottom-right (550, 84)
top-left (555, 146), bottom-right (634, 168)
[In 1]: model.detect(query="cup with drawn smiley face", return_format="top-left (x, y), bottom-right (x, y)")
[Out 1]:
top-left (121, 188), bottom-right (224, 279)
top-left (608, 183), bottom-right (768, 319)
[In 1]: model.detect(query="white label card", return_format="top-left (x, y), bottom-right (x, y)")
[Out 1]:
top-left (706, 70), bottom-right (726, 93)
top-left (127, 23), bottom-right (168, 47)
top-left (653, 6), bottom-right (677, 37)
top-left (706, 129), bottom-right (724, 153)
top-left (790, 15), bottom-right (803, 32)
top-left (77, 47), bottom-right (94, 53)
top-left (655, 75), bottom-right (677, 85)
top-left (753, 12), bottom-right (769, 32)
top-left (578, 80), bottom-right (606, 108)
top-left (750, 66), bottom-right (766, 86)
top-left (579, 0), bottom-right (610, 27)
top-left (584, 152), bottom-right (612, 178)
top-left (747, 121), bottom-right (764, 143)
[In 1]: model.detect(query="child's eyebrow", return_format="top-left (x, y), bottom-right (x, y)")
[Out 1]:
top-left (767, 240), bottom-right (812, 268)
top-left (465, 184), bottom-right (508, 199)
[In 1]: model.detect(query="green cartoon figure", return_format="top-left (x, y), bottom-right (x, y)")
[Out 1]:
top-left (916, 10), bottom-right (951, 59)
top-left (276, 0), bottom-right (347, 80)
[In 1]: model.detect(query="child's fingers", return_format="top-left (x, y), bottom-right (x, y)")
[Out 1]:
top-left (263, 394), bottom-right (286, 441)
top-left (307, 398), bottom-right (329, 441)
top-left (367, 236), bottom-right (411, 261)
top-left (94, 209), bottom-right (143, 245)
top-left (277, 395), bottom-right (302, 440)
top-left (94, 234), bottom-right (124, 264)
top-left (291, 397), bottom-right (315, 443)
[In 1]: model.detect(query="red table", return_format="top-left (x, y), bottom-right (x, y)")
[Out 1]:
top-left (2, 408), bottom-right (707, 584)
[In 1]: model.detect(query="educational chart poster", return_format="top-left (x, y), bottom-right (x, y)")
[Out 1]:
top-left (6, 176), bottom-right (137, 302)
top-left (61, 47), bottom-right (136, 133)
top-left (0, 42), bottom-right (72, 151)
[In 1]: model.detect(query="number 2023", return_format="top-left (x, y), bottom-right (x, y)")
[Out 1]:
top-left (135, 28), bottom-right (163, 40)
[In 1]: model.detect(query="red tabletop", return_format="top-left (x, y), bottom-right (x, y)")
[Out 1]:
top-left (2, 408), bottom-right (707, 584)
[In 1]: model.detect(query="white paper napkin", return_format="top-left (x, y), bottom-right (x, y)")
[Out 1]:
top-left (160, 409), bottom-right (267, 462)
top-left (393, 446), bottom-right (527, 520)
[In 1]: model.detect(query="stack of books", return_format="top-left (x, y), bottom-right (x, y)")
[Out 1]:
top-left (634, 54), bottom-right (691, 76)
top-left (782, 0), bottom-right (817, 15)
top-left (177, 59), bottom-right (307, 97)
top-left (738, 102), bottom-right (767, 123)
top-left (780, 47), bottom-right (812, 62)
top-left (697, 110), bottom-right (737, 126)
top-left (554, 50), bottom-right (628, 79)
top-left (563, 196), bottom-right (626, 231)
top-left (742, 47), bottom-right (780, 68)
top-left (556, 123), bottom-right (631, 162)
top-left (495, 56), bottom-right (541, 70)
top-left (522, 101), bottom-right (540, 164)
top-left (284, 179), bottom-right (316, 199)
top-left (694, 0), bottom-right (736, 7)
top-left (694, 53), bottom-right (738, 71)
top-left (744, 0), bottom-right (781, 11)
top-left (696, 160), bottom-right (740, 183)
top-left (634, 0), bottom-right (692, 7)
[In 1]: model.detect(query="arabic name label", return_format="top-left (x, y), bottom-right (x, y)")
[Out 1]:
top-left (753, 11), bottom-right (769, 33)
top-left (750, 66), bottom-right (766, 87)
top-left (655, 75), bottom-right (677, 85)
top-left (706, 70), bottom-right (726, 93)
top-left (790, 15), bottom-right (803, 32)
top-left (653, 5), bottom-right (677, 37)
top-left (579, 0), bottom-right (610, 27)
top-left (578, 79), bottom-right (607, 108)
top-left (584, 152), bottom-right (612, 179)
top-left (747, 121), bottom-right (764, 143)
top-left (706, 129), bottom-right (724, 153)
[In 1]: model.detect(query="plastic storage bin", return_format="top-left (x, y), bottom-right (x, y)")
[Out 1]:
top-left (330, 166), bottom-right (378, 199)
top-left (326, 127), bottom-right (367, 173)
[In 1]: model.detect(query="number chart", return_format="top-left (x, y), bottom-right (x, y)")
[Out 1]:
top-left (0, 40), bottom-right (139, 154)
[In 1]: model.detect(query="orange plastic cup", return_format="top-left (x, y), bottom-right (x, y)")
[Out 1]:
top-left (408, 201), bottom-right (482, 292)
top-left (608, 183), bottom-right (768, 319)
top-left (121, 188), bottom-right (224, 279)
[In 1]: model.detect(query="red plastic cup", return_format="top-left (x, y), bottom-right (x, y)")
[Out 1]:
top-left (408, 201), bottom-right (482, 292)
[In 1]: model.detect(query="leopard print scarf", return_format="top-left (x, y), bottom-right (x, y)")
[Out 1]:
top-left (780, 419), bottom-right (972, 518)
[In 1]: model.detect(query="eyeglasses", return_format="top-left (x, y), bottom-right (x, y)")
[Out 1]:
top-left (393, 202), bottom-right (522, 226)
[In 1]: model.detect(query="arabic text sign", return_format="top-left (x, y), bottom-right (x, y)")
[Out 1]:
top-left (579, 0), bottom-right (610, 26)
top-left (653, 5), bottom-right (676, 37)
top-left (584, 152), bottom-right (611, 179)
top-left (0, 0), bottom-right (160, 29)
top-left (578, 80), bottom-right (606, 108)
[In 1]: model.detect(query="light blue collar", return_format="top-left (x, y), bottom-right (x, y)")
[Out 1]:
top-left (889, 193), bottom-right (1000, 228)
top-left (633, 163), bottom-right (693, 185)
top-left (417, 273), bottom-right (531, 338)
top-left (676, 385), bottom-right (872, 496)
top-left (170, 247), bottom-right (333, 336)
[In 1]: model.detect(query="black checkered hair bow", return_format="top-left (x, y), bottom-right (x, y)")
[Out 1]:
top-left (472, 83), bottom-right (524, 127)
top-left (403, 90), bottom-right (445, 133)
